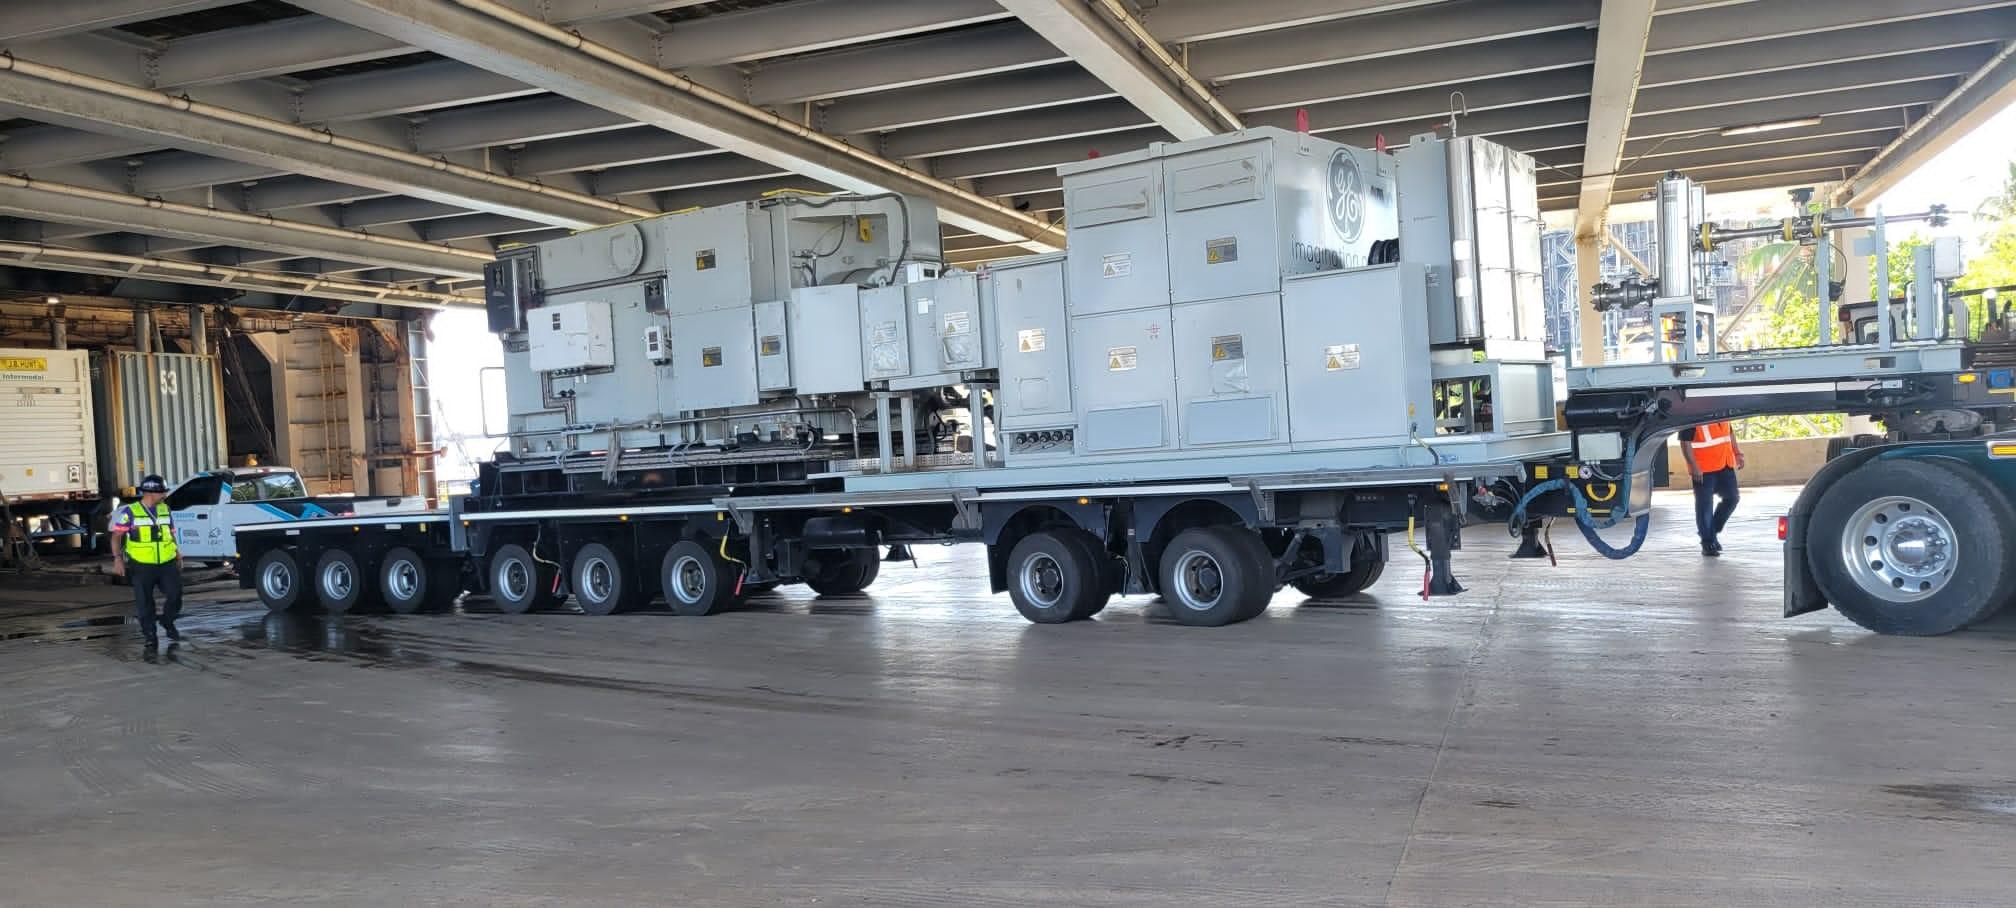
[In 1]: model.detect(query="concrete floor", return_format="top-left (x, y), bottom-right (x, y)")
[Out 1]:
top-left (4, 486), bottom-right (2016, 906)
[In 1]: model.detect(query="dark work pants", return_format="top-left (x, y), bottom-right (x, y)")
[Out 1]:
top-left (130, 561), bottom-right (183, 641)
top-left (1693, 467), bottom-right (1740, 546)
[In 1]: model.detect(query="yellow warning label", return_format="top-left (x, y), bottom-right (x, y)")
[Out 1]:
top-left (0, 356), bottom-right (47, 373)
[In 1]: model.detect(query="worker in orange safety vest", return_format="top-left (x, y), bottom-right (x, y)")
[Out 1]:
top-left (1678, 421), bottom-right (1745, 557)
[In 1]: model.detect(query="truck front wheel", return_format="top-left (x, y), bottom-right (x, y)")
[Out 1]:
top-left (1809, 458), bottom-right (2016, 635)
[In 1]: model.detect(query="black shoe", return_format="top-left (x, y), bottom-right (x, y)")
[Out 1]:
top-left (163, 624), bottom-right (182, 641)
top-left (1701, 542), bottom-right (1721, 557)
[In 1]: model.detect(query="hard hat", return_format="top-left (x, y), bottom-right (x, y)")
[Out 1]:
top-left (138, 475), bottom-right (169, 493)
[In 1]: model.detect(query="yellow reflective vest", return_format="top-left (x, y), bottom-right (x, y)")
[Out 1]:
top-left (121, 502), bottom-right (179, 564)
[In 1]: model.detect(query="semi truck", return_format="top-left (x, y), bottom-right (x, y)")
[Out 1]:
top-left (225, 129), bottom-right (2007, 635)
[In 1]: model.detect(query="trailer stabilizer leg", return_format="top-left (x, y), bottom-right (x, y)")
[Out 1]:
top-left (1426, 506), bottom-right (1465, 596)
top-left (1510, 519), bottom-right (1550, 560)
top-left (883, 544), bottom-right (913, 562)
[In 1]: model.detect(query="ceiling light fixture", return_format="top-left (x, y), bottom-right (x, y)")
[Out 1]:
top-left (1720, 117), bottom-right (1823, 137)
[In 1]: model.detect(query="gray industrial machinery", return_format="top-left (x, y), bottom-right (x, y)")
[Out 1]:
top-left (486, 126), bottom-right (1561, 486)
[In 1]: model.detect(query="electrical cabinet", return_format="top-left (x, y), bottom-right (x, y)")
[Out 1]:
top-left (1282, 264), bottom-right (1432, 447)
top-left (667, 308), bottom-right (758, 412)
top-left (1070, 307), bottom-right (1175, 454)
top-left (754, 299), bottom-right (790, 392)
top-left (526, 299), bottom-right (615, 373)
top-left (1058, 154), bottom-right (1171, 316)
top-left (986, 254), bottom-right (1072, 426)
top-left (788, 284), bottom-right (866, 395)
top-left (1173, 294), bottom-right (1287, 449)
top-left (859, 284), bottom-right (910, 381)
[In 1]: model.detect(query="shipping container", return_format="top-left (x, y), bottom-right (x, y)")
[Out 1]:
top-left (91, 350), bottom-right (229, 496)
top-left (0, 348), bottom-right (98, 506)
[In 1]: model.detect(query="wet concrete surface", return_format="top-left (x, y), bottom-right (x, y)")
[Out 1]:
top-left (4, 486), bottom-right (2016, 905)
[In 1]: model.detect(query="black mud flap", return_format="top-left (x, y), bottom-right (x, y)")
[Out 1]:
top-left (1781, 515), bottom-right (1827, 618)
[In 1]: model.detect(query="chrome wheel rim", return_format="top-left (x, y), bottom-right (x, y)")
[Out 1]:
top-left (260, 560), bottom-right (293, 601)
top-left (1171, 549), bottom-right (1226, 612)
top-left (388, 560), bottom-right (421, 600)
top-left (497, 558), bottom-right (530, 602)
top-left (581, 556), bottom-right (614, 602)
top-left (670, 554), bottom-right (707, 605)
top-left (1018, 552), bottom-right (1065, 608)
top-left (321, 561), bottom-right (354, 602)
top-left (1839, 495), bottom-right (1958, 603)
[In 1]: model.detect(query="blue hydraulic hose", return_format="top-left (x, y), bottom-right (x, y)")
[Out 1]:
top-left (1507, 434), bottom-right (1651, 560)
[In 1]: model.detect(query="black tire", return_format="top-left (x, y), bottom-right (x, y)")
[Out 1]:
top-left (1158, 526), bottom-right (1271, 627)
top-left (380, 546), bottom-right (442, 614)
top-left (1807, 458), bottom-right (2016, 635)
top-left (1005, 529), bottom-right (1106, 624)
top-left (803, 547), bottom-right (881, 596)
top-left (1294, 556), bottom-right (1386, 600)
top-left (661, 540), bottom-right (738, 616)
top-left (490, 542), bottom-right (559, 614)
top-left (1824, 436), bottom-right (1849, 461)
top-left (253, 548), bottom-right (304, 613)
top-left (1060, 529), bottom-right (1119, 619)
top-left (572, 542), bottom-right (645, 616)
top-left (314, 548), bottom-right (382, 615)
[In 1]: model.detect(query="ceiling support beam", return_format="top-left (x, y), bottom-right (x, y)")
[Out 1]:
top-left (1836, 41), bottom-right (2016, 208)
top-left (0, 1), bottom-right (238, 41)
top-left (1571, 0), bottom-right (1658, 368)
top-left (0, 242), bottom-right (477, 310)
top-left (291, 0), bottom-right (1061, 249)
top-left (0, 57), bottom-right (646, 229)
top-left (0, 175), bottom-right (491, 277)
top-left (996, 0), bottom-right (1238, 140)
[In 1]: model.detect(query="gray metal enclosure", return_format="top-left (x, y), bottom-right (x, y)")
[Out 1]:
top-left (488, 126), bottom-right (1562, 485)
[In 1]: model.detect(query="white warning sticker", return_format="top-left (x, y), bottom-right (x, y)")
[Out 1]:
top-left (1107, 345), bottom-right (1138, 372)
top-left (1324, 343), bottom-right (1360, 371)
top-left (1017, 328), bottom-right (1046, 353)
top-left (870, 321), bottom-right (901, 345)
top-left (942, 310), bottom-right (971, 336)
top-left (1101, 253), bottom-right (1132, 278)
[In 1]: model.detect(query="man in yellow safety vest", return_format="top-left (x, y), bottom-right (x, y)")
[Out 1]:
top-left (111, 474), bottom-right (182, 647)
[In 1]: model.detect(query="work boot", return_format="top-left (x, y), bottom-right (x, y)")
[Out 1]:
top-left (163, 623), bottom-right (182, 642)
top-left (1701, 541), bottom-right (1722, 557)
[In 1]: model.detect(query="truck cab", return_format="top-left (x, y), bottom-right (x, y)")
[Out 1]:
top-left (168, 467), bottom-right (315, 560)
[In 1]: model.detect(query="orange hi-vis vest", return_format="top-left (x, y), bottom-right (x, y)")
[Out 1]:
top-left (1691, 422), bottom-right (1736, 473)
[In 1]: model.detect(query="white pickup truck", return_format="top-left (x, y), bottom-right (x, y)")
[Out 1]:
top-left (166, 466), bottom-right (428, 561)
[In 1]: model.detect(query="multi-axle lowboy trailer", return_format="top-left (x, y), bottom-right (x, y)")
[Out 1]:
top-left (229, 131), bottom-right (2012, 635)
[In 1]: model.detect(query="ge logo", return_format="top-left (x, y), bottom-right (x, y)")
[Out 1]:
top-left (1326, 149), bottom-right (1365, 243)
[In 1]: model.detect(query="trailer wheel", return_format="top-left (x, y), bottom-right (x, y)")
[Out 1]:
top-left (1159, 527), bottom-right (1271, 627)
top-left (803, 547), bottom-right (881, 596)
top-left (1808, 458), bottom-right (2016, 635)
top-left (661, 540), bottom-right (738, 616)
top-left (1006, 529), bottom-right (1106, 624)
top-left (1294, 555), bottom-right (1385, 600)
top-left (1062, 530), bottom-right (1120, 619)
top-left (490, 543), bottom-right (559, 614)
top-left (253, 548), bottom-right (304, 613)
top-left (315, 549), bottom-right (382, 615)
top-left (572, 542), bottom-right (645, 615)
top-left (380, 547), bottom-right (459, 614)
